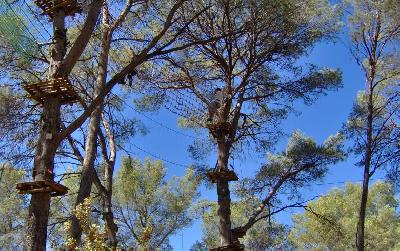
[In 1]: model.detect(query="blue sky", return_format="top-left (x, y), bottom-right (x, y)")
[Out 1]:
top-left (118, 32), bottom-right (389, 250)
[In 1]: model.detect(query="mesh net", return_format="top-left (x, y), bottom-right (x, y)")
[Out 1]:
top-left (0, 2), bottom-right (38, 62)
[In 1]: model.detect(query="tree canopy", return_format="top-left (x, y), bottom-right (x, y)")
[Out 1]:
top-left (0, 163), bottom-right (27, 250)
top-left (289, 182), bottom-right (400, 250)
top-left (113, 157), bottom-right (201, 249)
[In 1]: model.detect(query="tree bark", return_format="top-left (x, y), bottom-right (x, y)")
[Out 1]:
top-left (217, 180), bottom-right (232, 246)
top-left (25, 8), bottom-right (66, 251)
top-left (70, 9), bottom-right (112, 241)
top-left (216, 138), bottom-right (233, 246)
top-left (69, 108), bottom-right (101, 241)
top-left (356, 76), bottom-right (374, 251)
top-left (26, 98), bottom-right (61, 251)
top-left (357, 166), bottom-right (370, 251)
top-left (101, 115), bottom-right (118, 247)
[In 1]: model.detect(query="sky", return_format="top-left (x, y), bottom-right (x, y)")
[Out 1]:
top-left (117, 32), bottom-right (386, 250)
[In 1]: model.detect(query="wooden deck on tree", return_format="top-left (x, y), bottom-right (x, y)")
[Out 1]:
top-left (206, 121), bottom-right (232, 136)
top-left (35, 0), bottom-right (81, 18)
top-left (16, 180), bottom-right (68, 197)
top-left (209, 243), bottom-right (245, 251)
top-left (23, 78), bottom-right (80, 104)
top-left (207, 169), bottom-right (238, 183)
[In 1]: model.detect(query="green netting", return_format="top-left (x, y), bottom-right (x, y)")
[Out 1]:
top-left (0, 1), bottom-right (38, 62)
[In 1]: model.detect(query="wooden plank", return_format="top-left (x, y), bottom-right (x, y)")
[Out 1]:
top-left (23, 78), bottom-right (80, 104)
top-left (16, 180), bottom-right (68, 196)
top-left (35, 0), bottom-right (81, 18)
top-left (28, 187), bottom-right (53, 194)
top-left (207, 170), bottom-right (238, 183)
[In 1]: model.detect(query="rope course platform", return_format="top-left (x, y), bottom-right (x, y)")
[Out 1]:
top-left (35, 0), bottom-right (81, 18)
top-left (16, 180), bottom-right (68, 197)
top-left (206, 121), bottom-right (232, 136)
top-left (209, 243), bottom-right (245, 251)
top-left (23, 78), bottom-right (80, 104)
top-left (206, 169), bottom-right (238, 183)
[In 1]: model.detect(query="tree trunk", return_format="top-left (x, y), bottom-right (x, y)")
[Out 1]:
top-left (356, 167), bottom-right (370, 251)
top-left (217, 180), bottom-right (232, 246)
top-left (216, 139), bottom-right (232, 246)
top-left (69, 108), bottom-right (101, 241)
top-left (103, 208), bottom-right (118, 248)
top-left (26, 98), bottom-right (61, 251)
top-left (356, 73), bottom-right (374, 251)
top-left (25, 8), bottom-right (66, 251)
top-left (70, 13), bottom-right (112, 241)
top-left (103, 135), bottom-right (118, 247)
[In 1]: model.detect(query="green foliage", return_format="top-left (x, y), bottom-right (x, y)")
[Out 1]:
top-left (113, 157), bottom-right (201, 249)
top-left (0, 86), bottom-right (14, 119)
top-left (133, 92), bottom-right (166, 113)
top-left (247, 131), bottom-right (345, 193)
top-left (289, 182), bottom-right (400, 250)
top-left (346, 0), bottom-right (400, 46)
top-left (0, 163), bottom-right (27, 250)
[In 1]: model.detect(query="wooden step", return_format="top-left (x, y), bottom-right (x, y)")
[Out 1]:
top-left (16, 180), bottom-right (68, 197)
top-left (206, 169), bottom-right (238, 183)
top-left (35, 0), bottom-right (81, 18)
top-left (23, 77), bottom-right (80, 105)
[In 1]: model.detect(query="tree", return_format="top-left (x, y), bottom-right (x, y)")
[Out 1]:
top-left (230, 132), bottom-right (344, 246)
top-left (343, 1), bottom-right (400, 250)
top-left (0, 163), bottom-right (27, 250)
top-left (0, 1), bottom-right (215, 249)
top-left (68, 1), bottom-right (133, 245)
top-left (113, 156), bottom-right (201, 249)
top-left (289, 182), bottom-right (400, 250)
top-left (141, 0), bottom-right (343, 247)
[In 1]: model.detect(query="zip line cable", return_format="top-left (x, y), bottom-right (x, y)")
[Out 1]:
top-left (129, 142), bottom-right (189, 168)
top-left (70, 72), bottom-right (195, 168)
top-left (110, 91), bottom-right (202, 140)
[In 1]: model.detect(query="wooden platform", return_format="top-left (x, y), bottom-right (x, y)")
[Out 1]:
top-left (16, 180), bottom-right (68, 197)
top-left (35, 0), bottom-right (81, 18)
top-left (23, 78), bottom-right (80, 104)
top-left (206, 121), bottom-right (232, 136)
top-left (209, 243), bottom-right (245, 251)
top-left (207, 169), bottom-right (238, 183)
